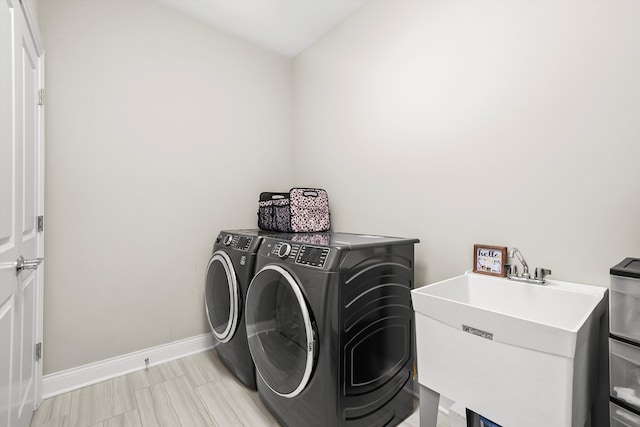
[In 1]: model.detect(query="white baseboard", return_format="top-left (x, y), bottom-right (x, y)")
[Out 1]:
top-left (42, 333), bottom-right (215, 399)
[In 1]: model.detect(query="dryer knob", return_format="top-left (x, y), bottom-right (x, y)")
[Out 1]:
top-left (223, 234), bottom-right (233, 246)
top-left (277, 243), bottom-right (291, 259)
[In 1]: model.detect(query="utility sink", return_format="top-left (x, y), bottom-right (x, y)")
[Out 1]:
top-left (412, 271), bottom-right (608, 427)
top-left (412, 272), bottom-right (606, 358)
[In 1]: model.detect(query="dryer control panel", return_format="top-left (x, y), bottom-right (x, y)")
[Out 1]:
top-left (234, 236), bottom-right (253, 251)
top-left (217, 233), bottom-right (253, 251)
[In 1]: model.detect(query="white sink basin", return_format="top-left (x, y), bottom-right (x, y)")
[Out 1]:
top-left (411, 271), bottom-right (608, 427)
top-left (412, 272), bottom-right (606, 357)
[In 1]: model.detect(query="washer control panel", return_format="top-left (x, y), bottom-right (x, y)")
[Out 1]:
top-left (277, 243), bottom-right (292, 259)
top-left (296, 245), bottom-right (330, 268)
top-left (273, 242), bottom-right (300, 260)
top-left (267, 241), bottom-right (331, 269)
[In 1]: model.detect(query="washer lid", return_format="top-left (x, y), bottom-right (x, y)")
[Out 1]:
top-left (205, 251), bottom-right (239, 343)
top-left (245, 265), bottom-right (316, 398)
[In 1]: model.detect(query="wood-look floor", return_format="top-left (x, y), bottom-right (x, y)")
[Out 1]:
top-left (30, 349), bottom-right (449, 427)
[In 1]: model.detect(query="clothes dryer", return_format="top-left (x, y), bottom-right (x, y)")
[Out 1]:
top-left (245, 232), bottom-right (419, 426)
top-left (205, 229), bottom-right (275, 390)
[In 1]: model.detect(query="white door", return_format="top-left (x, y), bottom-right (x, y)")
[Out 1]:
top-left (0, 1), bottom-right (44, 426)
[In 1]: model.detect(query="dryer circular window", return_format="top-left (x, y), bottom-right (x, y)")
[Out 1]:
top-left (245, 265), bottom-right (316, 398)
top-left (205, 251), bottom-right (239, 343)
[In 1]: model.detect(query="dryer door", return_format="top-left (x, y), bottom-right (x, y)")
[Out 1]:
top-left (245, 265), bottom-right (316, 398)
top-left (205, 251), bottom-right (239, 343)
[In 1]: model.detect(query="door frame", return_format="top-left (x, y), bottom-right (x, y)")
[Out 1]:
top-left (19, 0), bottom-right (45, 409)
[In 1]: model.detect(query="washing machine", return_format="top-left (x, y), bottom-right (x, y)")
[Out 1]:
top-left (244, 232), bottom-right (420, 427)
top-left (205, 229), bottom-right (276, 390)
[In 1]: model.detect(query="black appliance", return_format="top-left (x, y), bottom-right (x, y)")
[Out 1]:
top-left (205, 229), bottom-right (275, 390)
top-left (245, 232), bottom-right (419, 426)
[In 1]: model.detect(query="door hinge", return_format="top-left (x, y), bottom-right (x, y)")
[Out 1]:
top-left (35, 342), bottom-right (42, 361)
top-left (37, 215), bottom-right (44, 232)
top-left (37, 89), bottom-right (45, 106)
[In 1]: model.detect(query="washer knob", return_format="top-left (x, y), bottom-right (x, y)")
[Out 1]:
top-left (223, 234), bottom-right (233, 246)
top-left (277, 243), bottom-right (291, 259)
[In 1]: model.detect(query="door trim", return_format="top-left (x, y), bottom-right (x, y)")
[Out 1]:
top-left (18, 0), bottom-right (43, 56)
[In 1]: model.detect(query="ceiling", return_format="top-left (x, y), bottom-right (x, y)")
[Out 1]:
top-left (153, 0), bottom-right (369, 58)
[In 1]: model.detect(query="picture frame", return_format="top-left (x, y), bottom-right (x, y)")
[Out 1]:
top-left (473, 244), bottom-right (507, 277)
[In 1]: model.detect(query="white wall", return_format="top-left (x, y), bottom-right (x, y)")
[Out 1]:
top-left (38, 0), bottom-right (640, 376)
top-left (293, 0), bottom-right (640, 288)
top-left (38, 0), bottom-right (292, 374)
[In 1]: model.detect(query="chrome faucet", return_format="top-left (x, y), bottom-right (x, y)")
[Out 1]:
top-left (507, 247), bottom-right (551, 285)
top-left (508, 247), bottom-right (530, 279)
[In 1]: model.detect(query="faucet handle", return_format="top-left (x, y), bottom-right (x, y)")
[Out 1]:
top-left (535, 268), bottom-right (552, 281)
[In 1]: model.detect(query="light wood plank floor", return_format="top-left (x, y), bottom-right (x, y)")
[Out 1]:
top-left (31, 349), bottom-right (449, 427)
